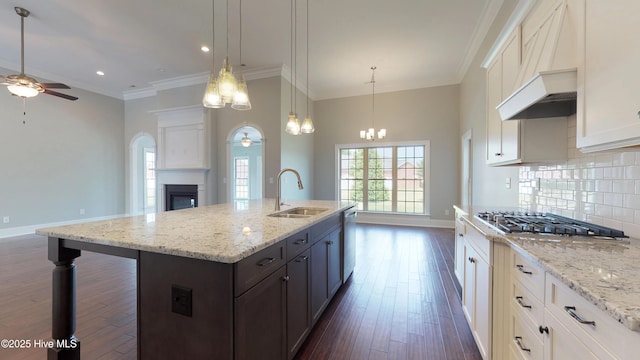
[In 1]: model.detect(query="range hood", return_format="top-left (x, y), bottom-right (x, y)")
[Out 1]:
top-left (497, 68), bottom-right (577, 121)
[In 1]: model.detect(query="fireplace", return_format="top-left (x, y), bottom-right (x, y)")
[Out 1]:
top-left (165, 184), bottom-right (198, 211)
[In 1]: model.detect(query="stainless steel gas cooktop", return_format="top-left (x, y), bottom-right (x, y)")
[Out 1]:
top-left (475, 211), bottom-right (627, 238)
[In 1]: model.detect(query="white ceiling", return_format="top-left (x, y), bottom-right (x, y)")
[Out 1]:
top-left (0, 0), bottom-right (501, 101)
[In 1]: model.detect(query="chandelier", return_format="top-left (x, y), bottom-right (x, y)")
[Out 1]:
top-left (360, 66), bottom-right (386, 140)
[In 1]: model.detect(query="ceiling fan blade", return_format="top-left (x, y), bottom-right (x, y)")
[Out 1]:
top-left (41, 83), bottom-right (71, 89)
top-left (43, 89), bottom-right (78, 101)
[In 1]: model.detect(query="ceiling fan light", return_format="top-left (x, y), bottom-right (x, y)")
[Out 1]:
top-left (231, 75), bottom-right (251, 110)
top-left (8, 84), bottom-right (39, 98)
top-left (217, 57), bottom-right (238, 103)
top-left (300, 116), bottom-right (314, 133)
top-left (203, 74), bottom-right (224, 108)
top-left (285, 112), bottom-right (301, 135)
top-left (241, 136), bottom-right (253, 147)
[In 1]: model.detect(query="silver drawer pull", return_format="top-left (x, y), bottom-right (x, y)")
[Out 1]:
top-left (294, 239), bottom-right (307, 245)
top-left (516, 264), bottom-right (532, 275)
top-left (515, 296), bottom-right (532, 309)
top-left (257, 257), bottom-right (276, 267)
top-left (295, 255), bottom-right (309, 262)
top-left (564, 306), bottom-right (596, 326)
top-left (514, 336), bottom-right (531, 352)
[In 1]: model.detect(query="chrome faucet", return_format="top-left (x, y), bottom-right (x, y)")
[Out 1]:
top-left (275, 168), bottom-right (304, 211)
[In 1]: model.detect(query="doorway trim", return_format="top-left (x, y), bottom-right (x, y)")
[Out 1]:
top-left (129, 132), bottom-right (156, 215)
top-left (461, 129), bottom-right (472, 207)
top-left (226, 124), bottom-right (266, 203)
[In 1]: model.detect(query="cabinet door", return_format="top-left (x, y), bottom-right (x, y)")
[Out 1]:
top-left (310, 228), bottom-right (341, 325)
top-left (327, 230), bottom-right (342, 298)
top-left (311, 238), bottom-right (328, 325)
top-left (463, 244), bottom-right (492, 360)
top-left (577, 0), bottom-right (640, 151)
top-left (287, 250), bottom-right (311, 359)
top-left (454, 218), bottom-right (466, 284)
top-left (235, 266), bottom-right (287, 360)
top-left (486, 28), bottom-right (521, 165)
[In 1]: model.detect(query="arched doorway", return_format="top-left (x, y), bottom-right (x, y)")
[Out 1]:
top-left (228, 125), bottom-right (264, 208)
top-left (130, 133), bottom-right (156, 215)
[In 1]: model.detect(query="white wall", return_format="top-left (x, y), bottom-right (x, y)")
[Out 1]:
top-left (313, 85), bottom-right (459, 221)
top-left (0, 67), bottom-right (125, 236)
top-left (459, 0), bottom-right (521, 208)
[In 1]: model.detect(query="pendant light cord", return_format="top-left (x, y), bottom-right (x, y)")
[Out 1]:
top-left (239, 0), bottom-right (243, 66)
top-left (371, 66), bottom-right (376, 129)
top-left (290, 0), bottom-right (294, 111)
top-left (225, 0), bottom-right (230, 57)
top-left (293, 0), bottom-right (297, 114)
top-left (306, 0), bottom-right (309, 117)
top-left (211, 0), bottom-right (215, 71)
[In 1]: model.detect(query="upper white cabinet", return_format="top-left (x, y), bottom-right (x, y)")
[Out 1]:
top-left (576, 0), bottom-right (640, 152)
top-left (486, 24), bottom-right (567, 166)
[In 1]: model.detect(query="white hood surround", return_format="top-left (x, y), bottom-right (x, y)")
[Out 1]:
top-left (151, 105), bottom-right (211, 211)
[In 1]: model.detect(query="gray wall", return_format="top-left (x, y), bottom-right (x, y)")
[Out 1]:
top-left (0, 67), bottom-right (125, 232)
top-left (123, 75), bottom-right (314, 206)
top-left (459, 0), bottom-right (521, 207)
top-left (313, 85), bottom-right (460, 220)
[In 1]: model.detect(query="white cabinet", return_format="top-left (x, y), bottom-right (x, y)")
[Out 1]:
top-left (508, 246), bottom-right (640, 360)
top-left (454, 214), bottom-right (466, 284)
top-left (461, 224), bottom-right (492, 360)
top-left (486, 25), bottom-right (567, 166)
top-left (486, 28), bottom-right (521, 165)
top-left (576, 0), bottom-right (640, 152)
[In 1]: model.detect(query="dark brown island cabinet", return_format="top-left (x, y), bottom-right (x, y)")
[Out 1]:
top-left (46, 206), bottom-right (356, 360)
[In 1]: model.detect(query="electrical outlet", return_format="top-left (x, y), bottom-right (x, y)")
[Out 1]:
top-left (505, 177), bottom-right (512, 189)
top-left (445, 209), bottom-right (450, 216)
top-left (2, 216), bottom-right (9, 224)
top-left (79, 208), bottom-right (85, 215)
top-left (171, 285), bottom-right (192, 317)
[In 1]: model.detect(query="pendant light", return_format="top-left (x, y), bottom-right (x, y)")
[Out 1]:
top-left (300, 0), bottom-right (315, 134)
top-left (232, 0), bottom-right (251, 110)
top-left (285, 0), bottom-right (301, 135)
top-left (217, 0), bottom-right (237, 102)
top-left (203, 0), bottom-right (224, 108)
top-left (360, 66), bottom-right (386, 140)
top-left (203, 0), bottom-right (250, 110)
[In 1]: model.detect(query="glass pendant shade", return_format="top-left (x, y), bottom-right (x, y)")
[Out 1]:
top-left (285, 112), bottom-right (301, 135)
top-left (217, 57), bottom-right (238, 103)
top-left (8, 84), bottom-right (39, 98)
top-left (202, 73), bottom-right (224, 108)
top-left (231, 75), bottom-right (251, 110)
top-left (300, 116), bottom-right (314, 133)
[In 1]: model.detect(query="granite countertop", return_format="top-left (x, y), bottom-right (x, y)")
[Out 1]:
top-left (37, 200), bottom-right (355, 264)
top-left (454, 205), bottom-right (640, 332)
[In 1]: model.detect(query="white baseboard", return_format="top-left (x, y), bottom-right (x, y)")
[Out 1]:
top-left (356, 212), bottom-right (454, 228)
top-left (0, 214), bottom-right (129, 240)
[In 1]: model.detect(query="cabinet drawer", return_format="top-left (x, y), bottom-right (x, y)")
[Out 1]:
top-left (286, 230), bottom-right (310, 262)
top-left (511, 278), bottom-right (544, 341)
top-left (509, 304), bottom-right (543, 360)
top-left (510, 249), bottom-right (544, 299)
top-left (235, 243), bottom-right (286, 296)
top-left (545, 273), bottom-right (640, 359)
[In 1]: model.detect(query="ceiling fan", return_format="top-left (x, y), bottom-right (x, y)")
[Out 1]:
top-left (235, 132), bottom-right (263, 147)
top-left (0, 7), bottom-right (78, 101)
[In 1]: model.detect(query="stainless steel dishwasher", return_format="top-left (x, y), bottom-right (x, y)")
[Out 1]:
top-left (342, 206), bottom-right (357, 282)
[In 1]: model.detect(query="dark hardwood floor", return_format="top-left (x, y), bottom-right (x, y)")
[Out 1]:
top-left (0, 224), bottom-right (480, 360)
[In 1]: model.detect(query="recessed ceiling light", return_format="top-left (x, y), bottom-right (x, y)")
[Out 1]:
top-left (201, 45), bottom-right (210, 53)
top-left (96, 70), bottom-right (105, 76)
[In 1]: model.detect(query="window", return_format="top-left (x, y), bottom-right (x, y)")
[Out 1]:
top-left (338, 142), bottom-right (429, 214)
top-left (143, 149), bottom-right (156, 209)
top-left (234, 157), bottom-right (250, 200)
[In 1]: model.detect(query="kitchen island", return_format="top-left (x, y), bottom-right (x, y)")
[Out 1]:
top-left (37, 199), bottom-right (356, 359)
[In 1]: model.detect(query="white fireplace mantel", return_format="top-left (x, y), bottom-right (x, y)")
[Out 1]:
top-left (151, 105), bottom-right (211, 210)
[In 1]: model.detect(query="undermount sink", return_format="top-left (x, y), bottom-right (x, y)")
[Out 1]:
top-left (268, 207), bottom-right (329, 218)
